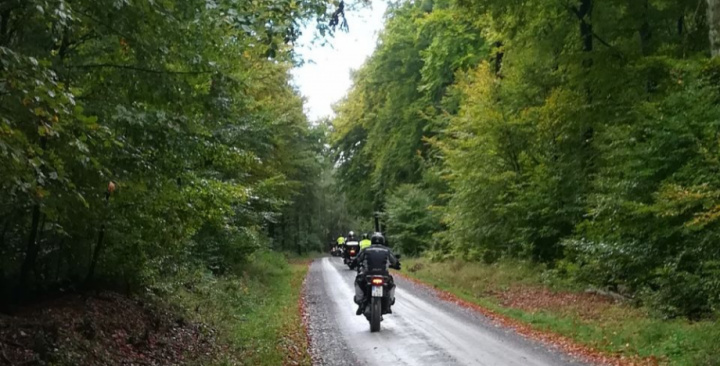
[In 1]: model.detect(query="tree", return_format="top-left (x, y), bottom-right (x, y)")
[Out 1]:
top-left (709, 0), bottom-right (720, 57)
top-left (386, 184), bottom-right (440, 255)
top-left (332, 0), bottom-right (486, 215)
top-left (334, 0), bottom-right (720, 317)
top-left (0, 0), bottom-right (340, 295)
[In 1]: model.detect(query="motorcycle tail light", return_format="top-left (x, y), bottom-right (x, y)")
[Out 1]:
top-left (371, 277), bottom-right (384, 285)
top-left (350, 250), bottom-right (356, 255)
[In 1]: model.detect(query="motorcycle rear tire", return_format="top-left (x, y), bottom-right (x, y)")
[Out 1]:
top-left (370, 297), bottom-right (381, 332)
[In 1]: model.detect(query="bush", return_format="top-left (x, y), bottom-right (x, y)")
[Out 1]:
top-left (644, 268), bottom-right (710, 319)
top-left (385, 184), bottom-right (441, 255)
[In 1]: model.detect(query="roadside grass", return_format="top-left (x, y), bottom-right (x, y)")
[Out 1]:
top-left (165, 251), bottom-right (314, 366)
top-left (284, 250), bottom-right (324, 262)
top-left (402, 258), bottom-right (720, 366)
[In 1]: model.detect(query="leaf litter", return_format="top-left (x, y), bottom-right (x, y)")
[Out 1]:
top-left (0, 291), bottom-right (234, 365)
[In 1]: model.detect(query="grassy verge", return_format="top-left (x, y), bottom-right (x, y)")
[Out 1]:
top-left (402, 258), bottom-right (720, 366)
top-left (165, 251), bottom-right (313, 366)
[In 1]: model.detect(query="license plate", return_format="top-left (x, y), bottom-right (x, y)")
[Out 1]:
top-left (371, 285), bottom-right (383, 297)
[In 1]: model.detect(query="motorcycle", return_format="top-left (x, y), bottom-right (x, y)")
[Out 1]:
top-left (362, 255), bottom-right (401, 333)
top-left (330, 245), bottom-right (342, 257)
top-left (344, 241), bottom-right (360, 269)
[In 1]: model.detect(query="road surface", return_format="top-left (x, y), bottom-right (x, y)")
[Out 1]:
top-left (304, 257), bottom-right (589, 366)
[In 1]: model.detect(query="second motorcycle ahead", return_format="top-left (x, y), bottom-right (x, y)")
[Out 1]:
top-left (343, 231), bottom-right (361, 269)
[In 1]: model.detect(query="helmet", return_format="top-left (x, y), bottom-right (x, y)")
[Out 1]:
top-left (349, 231), bottom-right (355, 236)
top-left (362, 233), bottom-right (369, 240)
top-left (370, 232), bottom-right (385, 245)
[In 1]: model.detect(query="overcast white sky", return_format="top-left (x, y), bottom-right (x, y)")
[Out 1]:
top-left (291, 1), bottom-right (388, 121)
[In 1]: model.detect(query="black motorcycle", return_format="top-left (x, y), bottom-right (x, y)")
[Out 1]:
top-left (344, 241), bottom-right (360, 269)
top-left (362, 255), bottom-right (400, 332)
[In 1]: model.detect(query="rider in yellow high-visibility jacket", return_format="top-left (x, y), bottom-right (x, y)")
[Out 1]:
top-left (359, 233), bottom-right (371, 250)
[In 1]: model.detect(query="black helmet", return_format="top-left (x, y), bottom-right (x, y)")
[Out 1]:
top-left (362, 233), bottom-right (369, 240)
top-left (370, 232), bottom-right (385, 245)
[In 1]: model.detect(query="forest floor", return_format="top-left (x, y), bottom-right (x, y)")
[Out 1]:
top-left (401, 258), bottom-right (720, 366)
top-left (0, 291), bottom-right (227, 365)
top-left (0, 251), bottom-right (314, 366)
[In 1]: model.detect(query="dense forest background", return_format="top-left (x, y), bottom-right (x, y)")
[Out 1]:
top-left (332, 0), bottom-right (720, 318)
top-left (4, 0), bottom-right (720, 322)
top-left (0, 0), bottom-right (359, 299)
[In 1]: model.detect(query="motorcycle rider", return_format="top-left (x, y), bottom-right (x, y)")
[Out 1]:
top-left (351, 232), bottom-right (400, 315)
top-left (359, 233), bottom-right (371, 250)
top-left (344, 231), bottom-right (359, 263)
top-left (333, 234), bottom-right (345, 257)
top-left (330, 238), bottom-right (339, 255)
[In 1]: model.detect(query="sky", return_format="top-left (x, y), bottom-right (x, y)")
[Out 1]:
top-left (291, 1), bottom-right (388, 121)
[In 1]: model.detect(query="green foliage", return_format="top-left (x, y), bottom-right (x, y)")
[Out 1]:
top-left (163, 251), bottom-right (312, 365)
top-left (437, 0), bottom-right (720, 318)
top-left (0, 0), bottom-right (339, 295)
top-left (333, 0), bottom-right (720, 318)
top-left (385, 184), bottom-right (440, 255)
top-left (332, 0), bottom-right (487, 214)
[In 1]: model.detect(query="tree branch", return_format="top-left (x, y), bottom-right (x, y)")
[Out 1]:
top-left (591, 32), bottom-right (614, 50)
top-left (68, 63), bottom-right (214, 75)
top-left (73, 8), bottom-right (138, 47)
top-left (560, 2), bottom-right (625, 59)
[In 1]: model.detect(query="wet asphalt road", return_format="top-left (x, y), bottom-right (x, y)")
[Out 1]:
top-left (303, 256), bottom-right (590, 366)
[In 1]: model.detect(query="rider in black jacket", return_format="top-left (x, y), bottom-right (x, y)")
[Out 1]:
top-left (351, 232), bottom-right (400, 315)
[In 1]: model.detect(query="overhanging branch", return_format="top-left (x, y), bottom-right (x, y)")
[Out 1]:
top-left (68, 63), bottom-right (214, 75)
top-left (560, 1), bottom-right (625, 59)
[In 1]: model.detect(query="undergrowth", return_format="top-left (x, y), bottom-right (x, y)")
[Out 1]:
top-left (159, 251), bottom-right (312, 366)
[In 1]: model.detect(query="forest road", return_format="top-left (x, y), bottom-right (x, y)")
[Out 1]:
top-left (303, 256), bottom-right (590, 366)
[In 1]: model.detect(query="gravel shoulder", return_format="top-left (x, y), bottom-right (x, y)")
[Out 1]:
top-left (303, 257), bottom-right (362, 366)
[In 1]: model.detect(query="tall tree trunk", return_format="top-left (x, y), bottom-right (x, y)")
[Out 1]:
top-left (708, 0), bottom-right (720, 57)
top-left (581, 0), bottom-right (595, 170)
top-left (85, 223), bottom-right (105, 284)
top-left (578, 0), bottom-right (593, 61)
top-left (54, 239), bottom-right (65, 282)
top-left (19, 204), bottom-right (41, 287)
top-left (86, 192), bottom-right (110, 284)
top-left (639, 0), bottom-right (652, 56)
top-left (295, 213), bottom-right (301, 256)
top-left (0, 8), bottom-right (12, 46)
top-left (279, 215), bottom-right (285, 251)
top-left (305, 214), bottom-right (312, 252)
top-left (637, 0), bottom-right (656, 93)
top-left (678, 16), bottom-right (684, 37)
top-left (493, 41), bottom-right (504, 75)
top-left (34, 215), bottom-right (47, 282)
top-left (19, 110), bottom-right (48, 290)
top-left (575, 0), bottom-right (594, 106)
top-left (0, 218), bottom-right (9, 251)
top-left (579, 0), bottom-right (592, 50)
